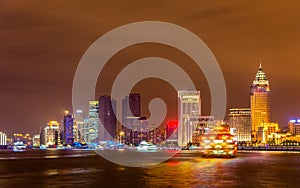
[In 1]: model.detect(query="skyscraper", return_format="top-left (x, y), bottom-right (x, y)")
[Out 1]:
top-left (178, 90), bottom-right (201, 147)
top-left (250, 63), bottom-right (270, 142)
top-left (99, 95), bottom-right (116, 140)
top-left (229, 108), bottom-right (251, 143)
top-left (122, 93), bottom-right (141, 118)
top-left (63, 112), bottom-right (74, 145)
top-left (87, 100), bottom-right (99, 143)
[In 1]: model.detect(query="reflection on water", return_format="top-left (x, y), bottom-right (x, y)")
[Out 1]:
top-left (0, 150), bottom-right (300, 187)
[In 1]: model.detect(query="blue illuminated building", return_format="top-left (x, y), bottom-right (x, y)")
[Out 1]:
top-left (64, 112), bottom-right (74, 145)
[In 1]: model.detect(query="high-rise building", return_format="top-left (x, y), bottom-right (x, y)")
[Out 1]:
top-left (229, 108), bottom-right (252, 143)
top-left (288, 119), bottom-right (300, 135)
top-left (0, 131), bottom-right (7, 146)
top-left (178, 90), bottom-right (201, 147)
top-left (42, 121), bottom-right (60, 147)
top-left (122, 93), bottom-right (141, 119)
top-left (87, 101), bottom-right (99, 143)
top-left (63, 112), bottom-right (74, 145)
top-left (250, 63), bottom-right (270, 142)
top-left (99, 95), bottom-right (116, 140)
top-left (74, 109), bottom-right (86, 143)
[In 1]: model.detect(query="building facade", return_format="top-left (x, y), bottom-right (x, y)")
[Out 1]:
top-left (178, 90), bottom-right (201, 147)
top-left (87, 100), bottom-right (99, 143)
top-left (250, 63), bottom-right (270, 141)
top-left (288, 119), bottom-right (300, 135)
top-left (63, 113), bottom-right (74, 145)
top-left (229, 108), bottom-right (251, 143)
top-left (43, 121), bottom-right (60, 147)
top-left (0, 131), bottom-right (7, 146)
top-left (99, 95), bottom-right (116, 141)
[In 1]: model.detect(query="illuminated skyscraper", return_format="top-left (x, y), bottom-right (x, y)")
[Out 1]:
top-left (99, 95), bottom-right (116, 140)
top-left (63, 112), bottom-right (74, 145)
top-left (178, 90), bottom-right (201, 147)
top-left (250, 63), bottom-right (270, 141)
top-left (87, 100), bottom-right (99, 143)
top-left (229, 108), bottom-right (251, 143)
top-left (42, 121), bottom-right (60, 147)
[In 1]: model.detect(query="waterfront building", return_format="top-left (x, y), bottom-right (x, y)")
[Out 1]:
top-left (166, 120), bottom-right (178, 145)
top-left (257, 122), bottom-right (279, 144)
top-left (288, 119), bottom-right (300, 135)
top-left (99, 95), bottom-right (116, 141)
top-left (13, 133), bottom-right (32, 146)
top-left (192, 116), bottom-right (215, 145)
top-left (87, 101), bottom-right (99, 143)
top-left (74, 109), bottom-right (85, 143)
top-left (0, 131), bottom-right (7, 146)
top-left (229, 108), bottom-right (252, 143)
top-left (178, 90), bottom-right (201, 147)
top-left (63, 112), bottom-right (74, 145)
top-left (43, 121), bottom-right (60, 147)
top-left (250, 63), bottom-right (270, 142)
top-left (32, 134), bottom-right (40, 147)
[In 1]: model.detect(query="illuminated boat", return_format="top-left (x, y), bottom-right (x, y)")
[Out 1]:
top-left (13, 141), bottom-right (26, 152)
top-left (200, 125), bottom-right (237, 157)
top-left (136, 141), bottom-right (158, 152)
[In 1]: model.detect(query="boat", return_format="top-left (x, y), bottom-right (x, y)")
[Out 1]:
top-left (200, 124), bottom-right (237, 157)
top-left (13, 141), bottom-right (26, 152)
top-left (136, 141), bottom-right (158, 152)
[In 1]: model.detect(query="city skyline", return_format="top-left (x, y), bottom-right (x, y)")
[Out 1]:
top-left (1, 1), bottom-right (300, 136)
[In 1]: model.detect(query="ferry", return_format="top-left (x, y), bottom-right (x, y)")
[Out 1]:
top-left (136, 141), bottom-right (158, 152)
top-left (13, 141), bottom-right (26, 152)
top-left (200, 124), bottom-right (237, 157)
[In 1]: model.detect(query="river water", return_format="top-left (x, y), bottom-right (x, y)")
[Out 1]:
top-left (0, 150), bottom-right (299, 187)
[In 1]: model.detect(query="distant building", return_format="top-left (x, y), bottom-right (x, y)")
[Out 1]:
top-left (178, 90), bottom-right (201, 147)
top-left (87, 101), bottom-right (99, 143)
top-left (43, 121), bottom-right (60, 147)
top-left (250, 63), bottom-right (270, 142)
top-left (288, 119), bottom-right (300, 135)
top-left (32, 134), bottom-right (40, 147)
top-left (99, 95), bottom-right (116, 140)
top-left (257, 122), bottom-right (279, 143)
top-left (166, 120), bottom-right (178, 145)
top-left (192, 116), bottom-right (215, 145)
top-left (229, 108), bottom-right (251, 143)
top-left (13, 133), bottom-right (32, 146)
top-left (0, 131), bottom-right (7, 146)
top-left (63, 112), bottom-right (74, 145)
top-left (74, 109), bottom-right (86, 143)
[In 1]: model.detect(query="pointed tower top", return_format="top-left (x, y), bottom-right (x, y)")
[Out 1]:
top-left (259, 60), bottom-right (262, 69)
top-left (253, 60), bottom-right (268, 85)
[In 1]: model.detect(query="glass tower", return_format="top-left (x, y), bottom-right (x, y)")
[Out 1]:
top-left (250, 63), bottom-right (270, 142)
top-left (178, 90), bottom-right (201, 147)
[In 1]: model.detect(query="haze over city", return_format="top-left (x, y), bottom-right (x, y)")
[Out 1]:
top-left (1, 0), bottom-right (300, 136)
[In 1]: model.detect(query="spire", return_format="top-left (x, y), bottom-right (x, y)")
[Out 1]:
top-left (253, 60), bottom-right (268, 85)
top-left (259, 59), bottom-right (262, 69)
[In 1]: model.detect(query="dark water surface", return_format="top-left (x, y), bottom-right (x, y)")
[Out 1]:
top-left (0, 150), bottom-right (299, 187)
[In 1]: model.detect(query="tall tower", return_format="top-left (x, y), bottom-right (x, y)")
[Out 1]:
top-left (178, 90), bottom-right (201, 147)
top-left (63, 113), bottom-right (74, 145)
top-left (87, 101), bottom-right (99, 143)
top-left (250, 63), bottom-right (270, 142)
top-left (99, 95), bottom-right (116, 141)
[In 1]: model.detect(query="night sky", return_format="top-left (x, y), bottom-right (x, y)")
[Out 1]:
top-left (1, 0), bottom-right (300, 136)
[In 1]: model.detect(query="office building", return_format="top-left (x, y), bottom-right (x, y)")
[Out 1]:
top-left (178, 90), bottom-right (201, 147)
top-left (87, 101), bottom-right (99, 143)
top-left (250, 63), bottom-right (270, 141)
top-left (288, 119), bottom-right (300, 135)
top-left (0, 131), bottom-right (7, 146)
top-left (43, 121), bottom-right (60, 147)
top-left (229, 108), bottom-right (252, 143)
top-left (99, 95), bottom-right (116, 140)
top-left (63, 112), bottom-right (74, 145)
